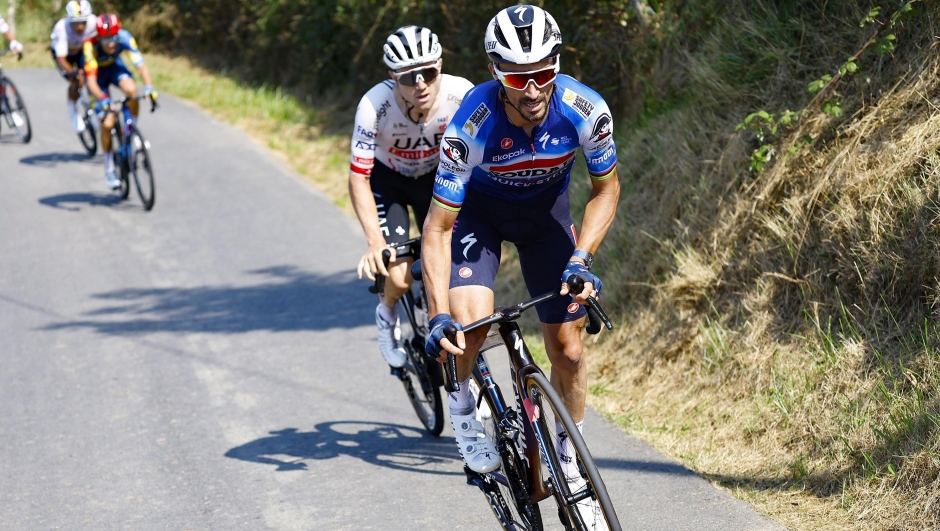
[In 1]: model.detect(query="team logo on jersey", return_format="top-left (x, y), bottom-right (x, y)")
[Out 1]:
top-left (442, 137), bottom-right (469, 165)
top-left (501, 138), bottom-right (513, 149)
top-left (354, 141), bottom-right (376, 151)
top-left (489, 152), bottom-right (576, 181)
top-left (561, 88), bottom-right (595, 119)
top-left (590, 113), bottom-right (613, 144)
top-left (459, 267), bottom-right (473, 278)
top-left (567, 303), bottom-right (580, 314)
top-left (462, 103), bottom-right (491, 139)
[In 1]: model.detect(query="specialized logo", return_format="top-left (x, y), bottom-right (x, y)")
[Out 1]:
top-left (461, 103), bottom-right (491, 139)
top-left (461, 233), bottom-right (477, 259)
top-left (539, 131), bottom-right (551, 150)
top-left (459, 267), bottom-right (473, 278)
top-left (442, 137), bottom-right (469, 164)
top-left (561, 88), bottom-right (595, 119)
top-left (501, 138), bottom-right (513, 149)
top-left (590, 113), bottom-right (613, 144)
top-left (510, 5), bottom-right (529, 24)
top-left (567, 303), bottom-right (580, 314)
top-left (514, 335), bottom-right (524, 352)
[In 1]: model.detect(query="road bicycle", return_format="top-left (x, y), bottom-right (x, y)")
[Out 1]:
top-left (370, 237), bottom-right (445, 436)
top-left (105, 95), bottom-right (157, 210)
top-left (0, 49), bottom-right (31, 143)
top-left (419, 266), bottom-right (621, 531)
top-left (76, 95), bottom-right (97, 155)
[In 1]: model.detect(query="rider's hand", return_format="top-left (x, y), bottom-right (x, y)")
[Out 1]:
top-left (94, 96), bottom-right (112, 118)
top-left (9, 40), bottom-right (23, 54)
top-left (65, 69), bottom-right (79, 81)
top-left (559, 261), bottom-right (603, 304)
top-left (145, 85), bottom-right (158, 103)
top-left (356, 241), bottom-right (395, 281)
top-left (426, 314), bottom-right (464, 362)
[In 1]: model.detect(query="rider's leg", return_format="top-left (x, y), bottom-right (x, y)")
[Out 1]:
top-left (543, 320), bottom-right (588, 422)
top-left (118, 76), bottom-right (139, 122)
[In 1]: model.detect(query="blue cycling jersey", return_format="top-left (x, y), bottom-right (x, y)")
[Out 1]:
top-left (432, 75), bottom-right (617, 211)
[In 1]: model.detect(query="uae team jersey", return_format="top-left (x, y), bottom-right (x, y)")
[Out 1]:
top-left (432, 75), bottom-right (617, 211)
top-left (0, 15), bottom-right (8, 34)
top-left (350, 74), bottom-right (474, 178)
top-left (50, 18), bottom-right (97, 57)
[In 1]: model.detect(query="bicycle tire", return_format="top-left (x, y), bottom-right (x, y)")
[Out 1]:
top-left (2, 77), bottom-right (31, 143)
top-left (129, 130), bottom-right (155, 210)
top-left (399, 338), bottom-right (444, 436)
top-left (474, 377), bottom-right (543, 531)
top-left (112, 127), bottom-right (130, 199)
top-left (525, 372), bottom-right (621, 531)
top-left (78, 101), bottom-right (97, 156)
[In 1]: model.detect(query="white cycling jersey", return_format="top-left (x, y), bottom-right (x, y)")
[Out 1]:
top-left (0, 15), bottom-right (9, 35)
top-left (350, 74), bottom-right (474, 178)
top-left (51, 18), bottom-right (96, 57)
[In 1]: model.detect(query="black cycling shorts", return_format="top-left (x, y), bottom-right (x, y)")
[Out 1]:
top-left (369, 160), bottom-right (434, 245)
top-left (51, 47), bottom-right (83, 80)
top-left (449, 185), bottom-right (587, 324)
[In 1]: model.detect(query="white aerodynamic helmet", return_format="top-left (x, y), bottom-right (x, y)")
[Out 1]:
top-left (65, 0), bottom-right (93, 23)
top-left (485, 5), bottom-right (562, 64)
top-left (383, 26), bottom-right (442, 70)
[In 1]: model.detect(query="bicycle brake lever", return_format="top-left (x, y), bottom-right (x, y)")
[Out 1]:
top-left (585, 295), bottom-right (613, 332)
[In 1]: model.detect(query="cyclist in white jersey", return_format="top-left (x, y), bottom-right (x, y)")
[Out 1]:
top-left (50, 1), bottom-right (96, 134)
top-left (0, 14), bottom-right (23, 55)
top-left (349, 25), bottom-right (473, 369)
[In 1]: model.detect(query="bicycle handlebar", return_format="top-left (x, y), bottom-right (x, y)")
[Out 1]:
top-left (440, 273), bottom-right (613, 392)
top-left (109, 95), bottom-right (158, 114)
top-left (0, 49), bottom-right (22, 61)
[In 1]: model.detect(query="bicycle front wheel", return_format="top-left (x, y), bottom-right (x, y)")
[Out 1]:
top-left (399, 339), bottom-right (444, 436)
top-left (2, 77), bottom-right (31, 143)
top-left (525, 372), bottom-right (621, 531)
top-left (129, 130), bottom-right (155, 210)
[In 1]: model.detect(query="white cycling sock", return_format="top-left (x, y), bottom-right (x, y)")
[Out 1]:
top-left (557, 420), bottom-right (584, 478)
top-left (448, 378), bottom-right (474, 414)
top-left (103, 151), bottom-right (115, 173)
top-left (377, 298), bottom-right (398, 324)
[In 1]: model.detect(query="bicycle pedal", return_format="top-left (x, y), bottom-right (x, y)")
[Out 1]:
top-left (464, 465), bottom-right (486, 488)
top-left (389, 367), bottom-right (404, 378)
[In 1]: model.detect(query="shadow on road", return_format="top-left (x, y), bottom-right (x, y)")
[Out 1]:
top-left (225, 421), bottom-right (462, 476)
top-left (20, 151), bottom-right (95, 167)
top-left (38, 192), bottom-right (126, 211)
top-left (592, 457), bottom-right (695, 477)
top-left (43, 265), bottom-right (374, 334)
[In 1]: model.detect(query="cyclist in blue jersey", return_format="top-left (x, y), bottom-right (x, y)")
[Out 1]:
top-left (84, 13), bottom-right (157, 190)
top-left (422, 6), bottom-right (619, 527)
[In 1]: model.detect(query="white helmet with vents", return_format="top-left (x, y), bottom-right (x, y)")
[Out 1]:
top-left (65, 0), bottom-right (94, 23)
top-left (383, 26), bottom-right (442, 70)
top-left (485, 5), bottom-right (562, 65)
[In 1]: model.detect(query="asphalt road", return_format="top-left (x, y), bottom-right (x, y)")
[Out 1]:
top-left (0, 69), bottom-right (784, 530)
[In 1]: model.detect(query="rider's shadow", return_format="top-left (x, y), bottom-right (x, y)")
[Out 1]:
top-left (38, 192), bottom-right (127, 212)
top-left (225, 422), bottom-right (461, 476)
top-left (20, 152), bottom-right (95, 167)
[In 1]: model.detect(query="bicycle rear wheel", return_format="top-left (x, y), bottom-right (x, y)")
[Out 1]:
top-left (78, 100), bottom-right (97, 156)
top-left (112, 127), bottom-right (130, 199)
top-left (399, 338), bottom-right (444, 436)
top-left (2, 77), bottom-right (31, 143)
top-left (473, 374), bottom-right (543, 530)
top-left (129, 130), bottom-right (155, 210)
top-left (525, 372), bottom-right (621, 531)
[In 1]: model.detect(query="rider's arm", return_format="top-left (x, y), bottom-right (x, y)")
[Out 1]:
top-left (82, 40), bottom-right (105, 98)
top-left (348, 94), bottom-right (391, 280)
top-left (137, 62), bottom-right (154, 87)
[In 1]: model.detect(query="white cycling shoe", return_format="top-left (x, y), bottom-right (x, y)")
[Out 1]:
top-left (451, 407), bottom-right (500, 473)
top-left (105, 170), bottom-right (121, 190)
top-left (67, 101), bottom-right (85, 133)
top-left (375, 305), bottom-right (406, 368)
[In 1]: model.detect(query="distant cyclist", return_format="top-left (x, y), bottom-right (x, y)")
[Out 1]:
top-left (0, 13), bottom-right (23, 55)
top-left (50, 0), bottom-right (96, 134)
top-left (422, 6), bottom-right (619, 527)
top-left (349, 26), bottom-right (473, 369)
top-left (83, 13), bottom-right (157, 190)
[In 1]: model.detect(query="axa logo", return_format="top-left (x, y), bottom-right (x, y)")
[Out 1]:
top-left (461, 233), bottom-right (477, 259)
top-left (354, 140), bottom-right (376, 151)
top-left (591, 113), bottom-right (613, 144)
top-left (442, 137), bottom-right (469, 165)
